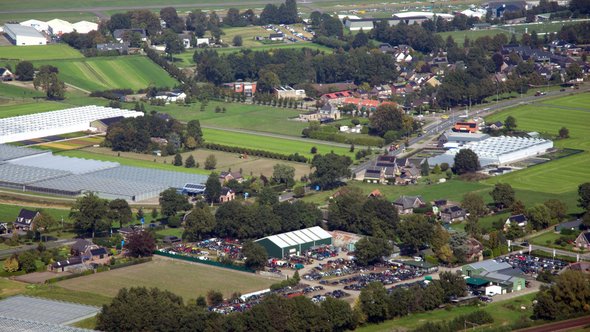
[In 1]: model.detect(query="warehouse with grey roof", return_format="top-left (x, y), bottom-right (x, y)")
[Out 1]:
top-left (255, 226), bottom-right (332, 258)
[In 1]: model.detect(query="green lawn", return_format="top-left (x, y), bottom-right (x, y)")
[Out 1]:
top-left (0, 83), bottom-right (45, 99)
top-left (33, 56), bottom-right (178, 91)
top-left (0, 101), bottom-right (70, 119)
top-left (152, 100), bottom-right (308, 136)
top-left (437, 29), bottom-right (510, 43)
top-left (56, 150), bottom-right (210, 175)
top-left (0, 203), bottom-right (69, 223)
top-left (56, 258), bottom-right (276, 299)
top-left (357, 293), bottom-right (538, 331)
top-left (203, 128), bottom-right (353, 158)
top-left (0, 44), bottom-right (83, 61)
top-left (24, 284), bottom-right (112, 306)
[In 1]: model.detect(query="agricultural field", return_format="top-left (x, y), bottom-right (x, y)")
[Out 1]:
top-left (153, 100), bottom-right (308, 136)
top-left (484, 94), bottom-right (590, 196)
top-left (0, 203), bottom-right (69, 223)
top-left (203, 127), bottom-right (353, 158)
top-left (36, 136), bottom-right (104, 150)
top-left (0, 82), bottom-right (45, 99)
top-left (499, 19), bottom-right (590, 34)
top-left (0, 44), bottom-right (83, 61)
top-left (0, 100), bottom-right (70, 119)
top-left (33, 56), bottom-right (178, 91)
top-left (357, 293), bottom-right (538, 331)
top-left (437, 29), bottom-right (510, 43)
top-left (57, 257), bottom-right (276, 299)
top-left (222, 26), bottom-right (275, 48)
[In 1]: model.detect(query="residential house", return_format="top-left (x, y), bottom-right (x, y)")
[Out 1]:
top-left (118, 226), bottom-right (138, 239)
top-left (554, 219), bottom-right (582, 233)
top-left (219, 187), bottom-right (236, 203)
top-left (97, 42), bottom-right (129, 54)
top-left (319, 103), bottom-right (341, 120)
top-left (368, 189), bottom-right (382, 198)
top-left (50, 256), bottom-right (85, 273)
top-left (0, 223), bottom-right (8, 235)
top-left (275, 86), bottom-right (306, 99)
top-left (440, 206), bottom-right (466, 223)
top-left (154, 90), bottom-right (186, 103)
top-left (90, 116), bottom-right (125, 133)
top-left (0, 68), bottom-right (15, 81)
top-left (320, 90), bottom-right (354, 105)
top-left (163, 235), bottom-right (181, 244)
top-left (393, 195), bottom-right (425, 214)
top-left (426, 76), bottom-right (441, 87)
top-left (179, 33), bottom-right (192, 48)
top-left (575, 232), bottom-right (590, 249)
top-left (489, 121), bottom-right (504, 131)
top-left (224, 81), bottom-right (257, 97)
top-left (113, 29), bottom-right (147, 43)
top-left (219, 171), bottom-right (244, 184)
top-left (465, 238), bottom-right (484, 262)
top-left (13, 209), bottom-right (40, 231)
top-left (342, 97), bottom-right (380, 113)
top-left (196, 38), bottom-right (210, 46)
top-left (85, 247), bottom-right (110, 265)
top-left (504, 214), bottom-right (527, 230)
top-left (70, 239), bottom-right (98, 256)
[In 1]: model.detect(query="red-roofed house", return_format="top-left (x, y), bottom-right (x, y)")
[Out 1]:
top-left (342, 97), bottom-right (380, 111)
top-left (321, 90), bottom-right (354, 105)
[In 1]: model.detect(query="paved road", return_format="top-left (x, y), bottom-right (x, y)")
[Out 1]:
top-left (201, 125), bottom-right (367, 150)
top-left (0, 239), bottom-right (76, 259)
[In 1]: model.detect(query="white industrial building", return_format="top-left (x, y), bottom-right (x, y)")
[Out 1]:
top-left (0, 105), bottom-right (143, 144)
top-left (47, 18), bottom-right (74, 35)
top-left (429, 135), bottom-right (554, 167)
top-left (20, 19), bottom-right (49, 33)
top-left (3, 24), bottom-right (46, 46)
top-left (72, 20), bottom-right (98, 34)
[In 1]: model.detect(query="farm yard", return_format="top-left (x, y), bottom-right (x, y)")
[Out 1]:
top-left (0, 44), bottom-right (83, 61)
top-left (56, 257), bottom-right (277, 299)
top-left (33, 56), bottom-right (178, 91)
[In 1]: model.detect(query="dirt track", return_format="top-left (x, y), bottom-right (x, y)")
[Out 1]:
top-left (515, 316), bottom-right (590, 332)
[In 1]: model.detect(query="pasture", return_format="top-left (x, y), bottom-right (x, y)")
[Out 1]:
top-left (436, 29), bottom-right (509, 43)
top-left (0, 83), bottom-right (45, 99)
top-left (33, 56), bottom-right (178, 91)
top-left (0, 44), bottom-right (82, 61)
top-left (57, 257), bottom-right (276, 299)
top-left (203, 128), bottom-right (353, 158)
top-left (0, 101), bottom-right (69, 119)
top-left (155, 100), bottom-right (308, 136)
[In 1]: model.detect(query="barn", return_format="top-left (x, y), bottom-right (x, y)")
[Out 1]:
top-left (255, 226), bottom-right (332, 258)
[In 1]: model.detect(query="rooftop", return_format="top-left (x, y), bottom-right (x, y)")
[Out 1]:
top-left (466, 259), bottom-right (512, 273)
top-left (4, 24), bottom-right (45, 38)
top-left (256, 226), bottom-right (332, 249)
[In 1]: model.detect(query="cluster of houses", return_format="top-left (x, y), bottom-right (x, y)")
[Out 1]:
top-left (355, 155), bottom-right (423, 185)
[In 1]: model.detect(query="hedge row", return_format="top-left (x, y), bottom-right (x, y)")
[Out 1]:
top-left (145, 47), bottom-right (188, 83)
top-left (203, 143), bottom-right (308, 163)
top-left (45, 257), bottom-right (152, 284)
top-left (413, 310), bottom-right (493, 332)
top-left (308, 130), bottom-right (383, 147)
top-left (90, 89), bottom-right (134, 100)
top-left (109, 257), bottom-right (152, 270)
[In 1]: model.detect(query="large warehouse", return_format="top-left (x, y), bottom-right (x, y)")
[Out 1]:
top-left (3, 24), bottom-right (46, 46)
top-left (0, 105), bottom-right (143, 144)
top-left (0, 145), bottom-right (207, 201)
top-left (255, 226), bottom-right (332, 258)
top-left (428, 135), bottom-right (553, 167)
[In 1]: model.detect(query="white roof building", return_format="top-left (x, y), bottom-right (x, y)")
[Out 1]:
top-left (20, 19), bottom-right (49, 32)
top-left (460, 9), bottom-right (487, 19)
top-left (47, 18), bottom-right (74, 35)
top-left (393, 11), bottom-right (455, 20)
top-left (3, 24), bottom-right (46, 46)
top-left (72, 20), bottom-right (98, 34)
top-left (0, 105), bottom-right (143, 144)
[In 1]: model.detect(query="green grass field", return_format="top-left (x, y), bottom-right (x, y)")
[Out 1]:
top-left (437, 29), bottom-right (510, 43)
top-left (0, 203), bottom-right (69, 223)
top-left (357, 293), bottom-right (538, 331)
top-left (153, 100), bottom-right (308, 136)
top-left (33, 56), bottom-right (178, 91)
top-left (484, 94), bottom-right (590, 196)
top-left (0, 83), bottom-right (45, 99)
top-left (203, 127), bottom-right (353, 158)
top-left (0, 44), bottom-right (83, 61)
top-left (57, 258), bottom-right (276, 299)
top-left (0, 101), bottom-right (71, 119)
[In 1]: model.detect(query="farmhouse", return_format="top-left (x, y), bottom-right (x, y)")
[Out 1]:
top-left (219, 187), bottom-right (236, 203)
top-left (13, 208), bottom-right (41, 231)
top-left (154, 90), bottom-right (186, 103)
top-left (0, 67), bottom-right (14, 81)
top-left (3, 24), bottom-right (46, 46)
top-left (219, 171), bottom-right (244, 184)
top-left (224, 81), bottom-right (257, 97)
top-left (50, 256), bottom-right (85, 273)
top-left (504, 214), bottom-right (528, 230)
top-left (575, 232), bottom-right (590, 249)
top-left (393, 195), bottom-right (425, 214)
top-left (255, 226), bottom-right (332, 258)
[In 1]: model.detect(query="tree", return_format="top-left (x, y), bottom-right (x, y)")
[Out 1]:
top-left (490, 183), bottom-right (515, 209)
top-left (15, 61), bottom-right (35, 81)
top-left (163, 30), bottom-right (184, 58)
top-left (205, 172), bottom-right (222, 203)
top-left (108, 199), bottom-right (132, 228)
top-left (243, 241), bottom-right (268, 271)
top-left (204, 154), bottom-right (217, 170)
top-left (465, 214), bottom-right (482, 237)
top-left (527, 204), bottom-right (553, 230)
top-left (310, 146), bottom-right (318, 154)
top-left (354, 237), bottom-right (392, 266)
top-left (206, 290), bottom-right (224, 306)
top-left (578, 183), bottom-right (590, 210)
top-left (511, 199), bottom-right (526, 215)
top-left (534, 270), bottom-right (590, 320)
top-left (439, 271), bottom-right (467, 301)
top-left (369, 102), bottom-right (405, 137)
top-left (126, 230), bottom-right (156, 257)
top-left (3, 254), bottom-right (19, 272)
top-left (311, 153), bottom-right (352, 189)
top-left (186, 120), bottom-right (204, 146)
top-left (70, 192), bottom-right (109, 238)
top-left (352, 29), bottom-right (369, 48)
top-left (504, 115), bottom-right (517, 131)
top-left (558, 127), bottom-right (569, 138)
top-left (257, 69), bottom-right (281, 94)
top-left (185, 155), bottom-right (196, 168)
top-left (173, 153), bottom-right (183, 166)
top-left (398, 214), bottom-right (434, 253)
top-left (421, 159), bottom-right (430, 176)
top-left (232, 35), bottom-right (243, 46)
top-left (461, 192), bottom-right (487, 217)
top-left (257, 186), bottom-right (279, 206)
top-left (151, 208), bottom-right (159, 220)
top-left (321, 297), bottom-right (357, 332)
top-left (183, 204), bottom-right (216, 241)
top-left (359, 282), bottom-right (390, 323)
top-left (33, 65), bottom-right (65, 100)
top-left (453, 149), bottom-right (480, 174)
top-left (34, 211), bottom-right (56, 233)
top-left (159, 188), bottom-right (191, 218)
top-left (272, 164), bottom-right (296, 187)
top-left (18, 251), bottom-right (38, 273)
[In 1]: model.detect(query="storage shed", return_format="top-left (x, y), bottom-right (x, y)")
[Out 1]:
top-left (3, 24), bottom-right (46, 46)
top-left (255, 226), bottom-right (332, 258)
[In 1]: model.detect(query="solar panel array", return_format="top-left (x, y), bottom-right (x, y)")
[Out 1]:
top-left (0, 296), bottom-right (99, 326)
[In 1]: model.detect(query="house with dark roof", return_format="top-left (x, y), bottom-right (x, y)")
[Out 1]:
top-left (50, 256), bottom-right (85, 273)
top-left (97, 42), bottom-right (129, 54)
top-left (219, 171), bottom-right (244, 184)
top-left (575, 232), bottom-right (590, 249)
top-left (489, 121), bottom-right (504, 131)
top-left (0, 68), bottom-right (15, 81)
top-left (71, 239), bottom-right (98, 256)
top-left (219, 187), bottom-right (235, 203)
top-left (13, 209), bottom-right (40, 231)
top-left (87, 247), bottom-right (109, 265)
top-left (554, 220), bottom-right (582, 233)
top-left (440, 206), bottom-right (466, 223)
top-left (0, 223), bottom-right (8, 235)
top-left (393, 195), bottom-right (424, 214)
top-left (113, 29), bottom-right (147, 43)
top-left (504, 214), bottom-right (527, 230)
top-left (90, 116), bottom-right (125, 133)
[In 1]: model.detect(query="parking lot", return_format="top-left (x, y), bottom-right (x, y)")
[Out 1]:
top-left (497, 254), bottom-right (568, 276)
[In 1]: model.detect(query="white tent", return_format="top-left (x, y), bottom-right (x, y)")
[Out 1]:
top-left (20, 19), bottom-right (49, 32)
top-left (47, 18), bottom-right (74, 35)
top-left (72, 20), bottom-right (98, 34)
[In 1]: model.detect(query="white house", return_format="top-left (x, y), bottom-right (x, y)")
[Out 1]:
top-left (47, 18), bottom-right (74, 36)
top-left (3, 24), bottom-right (47, 46)
top-left (196, 38), bottom-right (210, 46)
top-left (20, 19), bottom-right (49, 33)
top-left (72, 20), bottom-right (98, 34)
top-left (154, 90), bottom-right (186, 103)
